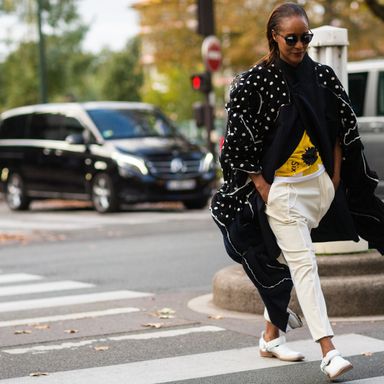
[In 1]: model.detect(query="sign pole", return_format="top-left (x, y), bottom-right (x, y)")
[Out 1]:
top-left (201, 36), bottom-right (222, 162)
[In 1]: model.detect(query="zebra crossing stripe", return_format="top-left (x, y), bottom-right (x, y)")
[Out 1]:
top-left (0, 334), bottom-right (383, 383)
top-left (0, 274), bottom-right (43, 284)
top-left (2, 326), bottom-right (225, 355)
top-left (0, 280), bottom-right (94, 297)
top-left (0, 307), bottom-right (140, 328)
top-left (0, 290), bottom-right (153, 313)
top-left (343, 378), bottom-right (384, 384)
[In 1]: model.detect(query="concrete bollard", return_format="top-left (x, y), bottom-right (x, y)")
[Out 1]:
top-left (212, 251), bottom-right (384, 317)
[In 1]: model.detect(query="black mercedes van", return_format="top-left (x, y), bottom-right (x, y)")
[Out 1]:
top-left (0, 102), bottom-right (216, 212)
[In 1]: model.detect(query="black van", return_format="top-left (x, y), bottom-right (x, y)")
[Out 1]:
top-left (0, 102), bottom-right (216, 212)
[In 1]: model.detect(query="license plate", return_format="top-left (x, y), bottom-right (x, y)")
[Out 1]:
top-left (166, 179), bottom-right (196, 191)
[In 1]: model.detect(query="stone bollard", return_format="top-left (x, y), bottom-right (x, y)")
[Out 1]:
top-left (212, 251), bottom-right (384, 317)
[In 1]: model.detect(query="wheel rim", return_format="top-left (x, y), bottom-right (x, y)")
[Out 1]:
top-left (93, 176), bottom-right (111, 211)
top-left (6, 175), bottom-right (23, 209)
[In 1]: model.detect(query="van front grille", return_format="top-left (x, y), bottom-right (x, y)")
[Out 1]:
top-left (146, 157), bottom-right (201, 178)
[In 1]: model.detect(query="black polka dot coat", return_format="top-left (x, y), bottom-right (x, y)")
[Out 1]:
top-left (210, 55), bottom-right (384, 331)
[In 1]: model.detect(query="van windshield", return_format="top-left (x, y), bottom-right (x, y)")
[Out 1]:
top-left (86, 108), bottom-right (177, 140)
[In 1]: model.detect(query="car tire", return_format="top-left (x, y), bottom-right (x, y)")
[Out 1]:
top-left (91, 173), bottom-right (119, 213)
top-left (5, 172), bottom-right (31, 211)
top-left (183, 198), bottom-right (209, 210)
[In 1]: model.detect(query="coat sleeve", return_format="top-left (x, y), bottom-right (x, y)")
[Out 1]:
top-left (220, 71), bottom-right (266, 180)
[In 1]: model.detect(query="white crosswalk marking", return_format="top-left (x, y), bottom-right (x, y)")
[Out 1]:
top-left (2, 326), bottom-right (225, 355)
top-left (0, 280), bottom-right (93, 296)
top-left (0, 307), bottom-right (141, 328)
top-left (0, 211), bottom-right (209, 231)
top-left (344, 378), bottom-right (384, 384)
top-left (0, 290), bottom-right (152, 313)
top-left (0, 273), bottom-right (43, 284)
top-left (0, 334), bottom-right (383, 384)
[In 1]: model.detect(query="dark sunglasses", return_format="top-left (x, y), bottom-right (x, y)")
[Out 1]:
top-left (274, 30), bottom-right (314, 46)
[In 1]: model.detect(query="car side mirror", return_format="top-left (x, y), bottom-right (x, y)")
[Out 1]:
top-left (65, 133), bottom-right (84, 145)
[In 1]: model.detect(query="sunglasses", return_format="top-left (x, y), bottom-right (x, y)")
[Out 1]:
top-left (274, 30), bottom-right (314, 46)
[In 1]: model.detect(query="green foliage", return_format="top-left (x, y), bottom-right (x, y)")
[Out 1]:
top-left (97, 38), bottom-right (144, 102)
top-left (0, 1), bottom-right (145, 111)
top-left (142, 65), bottom-right (202, 122)
top-left (0, 42), bottom-right (39, 108)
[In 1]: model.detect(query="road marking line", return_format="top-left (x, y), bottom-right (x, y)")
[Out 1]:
top-left (343, 377), bottom-right (384, 384)
top-left (109, 326), bottom-right (225, 341)
top-left (0, 307), bottom-right (140, 328)
top-left (0, 281), bottom-right (94, 297)
top-left (0, 274), bottom-right (43, 284)
top-left (0, 333), bottom-right (383, 383)
top-left (2, 326), bottom-right (225, 355)
top-left (0, 211), bottom-right (210, 231)
top-left (0, 290), bottom-right (153, 313)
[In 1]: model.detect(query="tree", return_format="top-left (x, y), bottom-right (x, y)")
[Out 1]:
top-left (97, 38), bottom-right (144, 102)
top-left (0, 0), bottom-right (90, 108)
top-left (142, 64), bottom-right (202, 122)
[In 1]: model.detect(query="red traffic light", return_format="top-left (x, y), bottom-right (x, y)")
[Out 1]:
top-left (190, 73), bottom-right (212, 93)
top-left (192, 75), bottom-right (202, 90)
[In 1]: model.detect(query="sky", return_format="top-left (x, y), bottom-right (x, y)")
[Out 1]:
top-left (78, 0), bottom-right (139, 52)
top-left (0, 0), bottom-right (140, 59)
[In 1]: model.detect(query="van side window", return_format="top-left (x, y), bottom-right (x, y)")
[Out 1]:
top-left (30, 113), bottom-right (59, 140)
top-left (378, 71), bottom-right (384, 116)
top-left (0, 114), bottom-right (29, 139)
top-left (348, 72), bottom-right (368, 117)
top-left (29, 113), bottom-right (84, 141)
top-left (62, 116), bottom-right (85, 139)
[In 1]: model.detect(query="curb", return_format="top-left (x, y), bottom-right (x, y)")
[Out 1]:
top-left (188, 293), bottom-right (384, 323)
top-left (212, 251), bottom-right (384, 317)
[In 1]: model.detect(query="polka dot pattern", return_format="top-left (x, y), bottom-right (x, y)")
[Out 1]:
top-left (211, 61), bottom-right (361, 227)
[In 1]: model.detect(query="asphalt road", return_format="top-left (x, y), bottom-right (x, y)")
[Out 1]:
top-left (0, 200), bottom-right (383, 384)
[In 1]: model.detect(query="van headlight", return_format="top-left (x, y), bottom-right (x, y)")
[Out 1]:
top-left (200, 153), bottom-right (214, 173)
top-left (113, 153), bottom-right (148, 176)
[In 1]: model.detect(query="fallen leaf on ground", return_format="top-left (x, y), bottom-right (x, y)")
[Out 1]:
top-left (33, 324), bottom-right (50, 330)
top-left (29, 372), bottom-right (48, 377)
top-left (94, 346), bottom-right (110, 351)
top-left (362, 351), bottom-right (373, 357)
top-left (142, 323), bottom-right (164, 329)
top-left (64, 329), bottom-right (79, 334)
top-left (14, 330), bottom-right (32, 335)
top-left (208, 315), bottom-right (223, 320)
top-left (156, 307), bottom-right (176, 319)
top-left (0, 233), bottom-right (31, 244)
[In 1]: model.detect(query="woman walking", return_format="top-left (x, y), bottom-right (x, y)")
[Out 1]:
top-left (211, 2), bottom-right (384, 381)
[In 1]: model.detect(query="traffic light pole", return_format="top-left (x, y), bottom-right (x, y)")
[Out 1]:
top-left (195, 0), bottom-right (218, 161)
top-left (204, 74), bottom-right (216, 162)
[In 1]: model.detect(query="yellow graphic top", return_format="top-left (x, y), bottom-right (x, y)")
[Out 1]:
top-left (275, 130), bottom-right (322, 177)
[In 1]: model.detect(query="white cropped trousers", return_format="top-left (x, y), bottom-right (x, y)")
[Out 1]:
top-left (265, 171), bottom-right (335, 341)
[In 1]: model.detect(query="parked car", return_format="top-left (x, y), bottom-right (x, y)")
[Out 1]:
top-left (0, 102), bottom-right (216, 213)
top-left (348, 59), bottom-right (384, 197)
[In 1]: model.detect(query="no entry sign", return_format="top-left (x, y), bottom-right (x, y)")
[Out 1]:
top-left (202, 36), bottom-right (222, 72)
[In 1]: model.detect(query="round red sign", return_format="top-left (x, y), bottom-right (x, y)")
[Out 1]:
top-left (202, 36), bottom-right (222, 72)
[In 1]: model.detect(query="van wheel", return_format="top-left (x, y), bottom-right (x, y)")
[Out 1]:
top-left (183, 198), bottom-right (208, 210)
top-left (5, 172), bottom-right (31, 211)
top-left (91, 173), bottom-right (119, 213)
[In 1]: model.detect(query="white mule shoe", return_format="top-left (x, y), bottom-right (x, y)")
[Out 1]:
top-left (259, 332), bottom-right (305, 362)
top-left (320, 350), bottom-right (353, 380)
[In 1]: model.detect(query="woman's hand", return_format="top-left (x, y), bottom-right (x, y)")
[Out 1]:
top-left (332, 175), bottom-right (340, 192)
top-left (332, 140), bottom-right (342, 192)
top-left (250, 173), bottom-right (271, 204)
